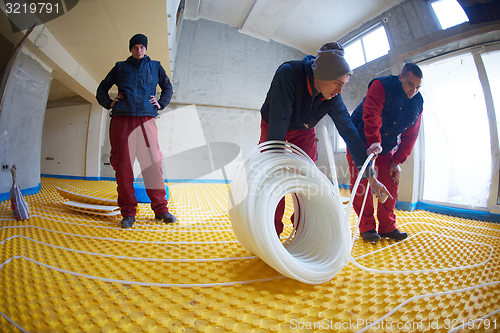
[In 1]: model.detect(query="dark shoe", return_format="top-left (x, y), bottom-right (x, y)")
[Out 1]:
top-left (360, 230), bottom-right (381, 242)
top-left (155, 211), bottom-right (177, 223)
top-left (379, 229), bottom-right (408, 241)
top-left (121, 216), bottom-right (135, 228)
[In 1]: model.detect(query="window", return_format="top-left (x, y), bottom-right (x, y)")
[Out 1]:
top-left (344, 25), bottom-right (390, 70)
top-left (335, 127), bottom-right (346, 152)
top-left (420, 53), bottom-right (491, 208)
top-left (430, 0), bottom-right (469, 30)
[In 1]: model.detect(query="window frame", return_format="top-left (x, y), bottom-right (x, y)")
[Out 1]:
top-left (343, 23), bottom-right (390, 70)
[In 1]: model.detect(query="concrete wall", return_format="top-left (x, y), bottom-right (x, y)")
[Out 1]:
top-left (326, 0), bottom-right (500, 207)
top-left (0, 49), bottom-right (51, 197)
top-left (167, 18), bottom-right (306, 181)
top-left (40, 104), bottom-right (91, 177)
top-left (171, 18), bottom-right (307, 110)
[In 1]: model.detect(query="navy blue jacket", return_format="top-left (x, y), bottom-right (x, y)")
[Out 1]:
top-left (351, 75), bottom-right (423, 155)
top-left (96, 55), bottom-right (173, 117)
top-left (260, 55), bottom-right (370, 170)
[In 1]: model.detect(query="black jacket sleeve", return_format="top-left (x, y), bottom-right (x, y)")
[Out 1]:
top-left (267, 63), bottom-right (295, 141)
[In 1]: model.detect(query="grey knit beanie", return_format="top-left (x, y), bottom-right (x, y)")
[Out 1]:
top-left (312, 42), bottom-right (352, 81)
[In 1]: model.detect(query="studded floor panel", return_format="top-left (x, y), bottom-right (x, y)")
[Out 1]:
top-left (0, 178), bottom-right (499, 333)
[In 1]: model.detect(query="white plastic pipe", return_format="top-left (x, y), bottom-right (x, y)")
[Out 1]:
top-left (229, 134), bottom-right (498, 291)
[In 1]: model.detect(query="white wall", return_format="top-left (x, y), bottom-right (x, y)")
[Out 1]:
top-left (40, 104), bottom-right (91, 177)
top-left (0, 49), bottom-right (51, 196)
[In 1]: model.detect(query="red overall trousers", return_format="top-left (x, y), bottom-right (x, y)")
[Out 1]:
top-left (109, 115), bottom-right (169, 217)
top-left (259, 119), bottom-right (318, 235)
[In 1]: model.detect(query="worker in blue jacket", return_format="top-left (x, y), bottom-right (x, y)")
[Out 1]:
top-left (96, 33), bottom-right (176, 228)
top-left (259, 42), bottom-right (391, 236)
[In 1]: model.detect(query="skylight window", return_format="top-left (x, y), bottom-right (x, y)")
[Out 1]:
top-left (344, 25), bottom-right (390, 70)
top-left (430, 0), bottom-right (469, 30)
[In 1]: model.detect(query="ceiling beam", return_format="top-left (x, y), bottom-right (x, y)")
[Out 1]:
top-left (239, 0), bottom-right (302, 41)
top-left (0, 7), bottom-right (98, 103)
top-left (184, 0), bottom-right (201, 20)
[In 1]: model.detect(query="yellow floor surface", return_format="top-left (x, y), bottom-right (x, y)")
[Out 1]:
top-left (0, 178), bottom-right (499, 333)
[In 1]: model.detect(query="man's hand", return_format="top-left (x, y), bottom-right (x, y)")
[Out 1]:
top-left (367, 142), bottom-right (382, 157)
top-left (150, 95), bottom-right (161, 110)
top-left (110, 92), bottom-right (124, 108)
top-left (367, 176), bottom-right (393, 203)
top-left (390, 162), bottom-right (401, 183)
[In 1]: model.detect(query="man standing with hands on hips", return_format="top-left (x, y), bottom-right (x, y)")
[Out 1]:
top-left (96, 33), bottom-right (176, 228)
top-left (349, 63), bottom-right (424, 242)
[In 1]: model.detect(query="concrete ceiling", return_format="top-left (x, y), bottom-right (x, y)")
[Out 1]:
top-left (185, 0), bottom-right (404, 54)
top-left (0, 0), bottom-right (404, 104)
top-left (0, 0), bottom-right (171, 103)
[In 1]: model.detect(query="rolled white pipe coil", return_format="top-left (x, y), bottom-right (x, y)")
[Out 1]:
top-left (229, 129), bottom-right (497, 284)
top-left (229, 141), bottom-right (350, 284)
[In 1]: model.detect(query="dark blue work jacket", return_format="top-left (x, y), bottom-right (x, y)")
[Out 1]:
top-left (96, 55), bottom-right (173, 117)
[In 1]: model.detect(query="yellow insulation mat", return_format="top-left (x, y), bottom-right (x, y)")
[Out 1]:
top-left (0, 178), bottom-right (498, 332)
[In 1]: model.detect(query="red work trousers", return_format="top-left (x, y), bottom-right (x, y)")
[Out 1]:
top-left (346, 150), bottom-right (398, 234)
top-left (109, 115), bottom-right (169, 217)
top-left (259, 119), bottom-right (317, 235)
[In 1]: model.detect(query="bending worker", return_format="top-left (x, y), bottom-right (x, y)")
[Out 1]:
top-left (349, 63), bottom-right (424, 242)
top-left (259, 41), bottom-right (391, 236)
top-left (96, 33), bottom-right (177, 228)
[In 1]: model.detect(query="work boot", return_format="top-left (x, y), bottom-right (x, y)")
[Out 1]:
top-left (379, 229), bottom-right (408, 241)
top-left (121, 216), bottom-right (135, 228)
top-left (155, 211), bottom-right (177, 224)
top-left (360, 230), bottom-right (381, 242)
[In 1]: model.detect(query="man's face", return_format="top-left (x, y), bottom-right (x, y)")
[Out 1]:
top-left (131, 44), bottom-right (146, 59)
top-left (314, 74), bottom-right (350, 100)
top-left (399, 71), bottom-right (422, 99)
